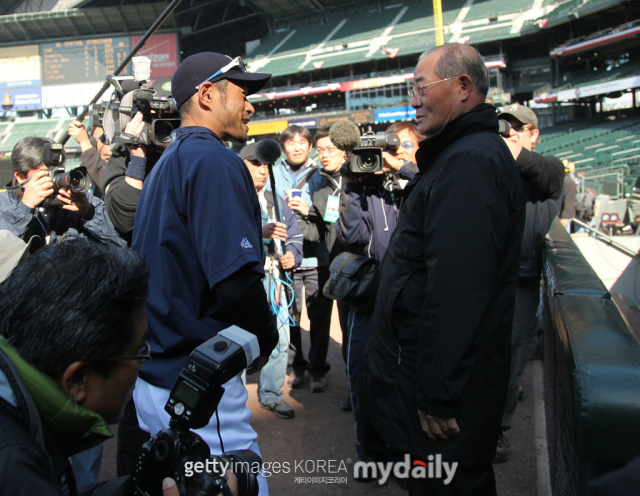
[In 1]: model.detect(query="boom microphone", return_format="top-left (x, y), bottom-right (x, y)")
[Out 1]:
top-left (255, 138), bottom-right (282, 165)
top-left (329, 120), bottom-right (361, 152)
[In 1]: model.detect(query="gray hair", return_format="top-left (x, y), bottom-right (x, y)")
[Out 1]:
top-left (418, 44), bottom-right (489, 96)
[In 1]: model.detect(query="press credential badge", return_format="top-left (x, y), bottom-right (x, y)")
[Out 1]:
top-left (323, 195), bottom-right (340, 223)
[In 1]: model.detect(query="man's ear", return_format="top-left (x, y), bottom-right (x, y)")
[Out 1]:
top-left (457, 74), bottom-right (474, 101)
top-left (13, 171), bottom-right (26, 183)
top-left (196, 83), bottom-right (217, 112)
top-left (59, 361), bottom-right (89, 403)
top-left (531, 128), bottom-right (540, 147)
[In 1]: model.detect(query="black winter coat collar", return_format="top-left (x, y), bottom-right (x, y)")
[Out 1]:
top-left (415, 103), bottom-right (499, 174)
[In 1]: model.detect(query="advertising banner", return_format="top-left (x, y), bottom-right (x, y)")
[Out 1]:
top-left (288, 117), bottom-right (318, 129)
top-left (556, 75), bottom-right (640, 102)
top-left (0, 45), bottom-right (41, 87)
top-left (349, 110), bottom-right (374, 124)
top-left (41, 82), bottom-right (106, 108)
top-left (375, 106), bottom-right (416, 123)
top-left (0, 87), bottom-right (42, 110)
top-left (130, 33), bottom-right (178, 78)
top-left (248, 119), bottom-right (289, 136)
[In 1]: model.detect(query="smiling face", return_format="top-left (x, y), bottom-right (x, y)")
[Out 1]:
top-left (283, 133), bottom-right (312, 167)
top-left (411, 53), bottom-right (465, 138)
top-left (214, 80), bottom-right (255, 143)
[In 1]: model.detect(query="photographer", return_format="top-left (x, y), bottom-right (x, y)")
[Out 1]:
top-left (0, 136), bottom-right (126, 249)
top-left (494, 103), bottom-right (564, 463)
top-left (334, 122), bottom-right (423, 469)
top-left (102, 112), bottom-right (164, 243)
top-left (67, 121), bottom-right (111, 198)
top-left (378, 121), bottom-right (422, 185)
top-left (0, 239), bottom-right (225, 496)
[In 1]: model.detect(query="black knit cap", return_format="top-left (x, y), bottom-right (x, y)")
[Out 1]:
top-left (171, 52), bottom-right (271, 109)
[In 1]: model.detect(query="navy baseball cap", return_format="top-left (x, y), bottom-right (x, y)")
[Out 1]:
top-left (172, 52), bottom-right (271, 109)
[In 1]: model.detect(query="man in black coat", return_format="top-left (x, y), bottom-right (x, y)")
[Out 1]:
top-left (365, 43), bottom-right (527, 495)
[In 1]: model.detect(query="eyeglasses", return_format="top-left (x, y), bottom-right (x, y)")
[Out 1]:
top-left (408, 76), bottom-right (460, 99)
top-left (196, 56), bottom-right (247, 89)
top-left (105, 341), bottom-right (152, 363)
top-left (400, 141), bottom-right (415, 150)
top-left (316, 146), bottom-right (339, 155)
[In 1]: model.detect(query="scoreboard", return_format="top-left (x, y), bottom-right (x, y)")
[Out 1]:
top-left (0, 33), bottom-right (177, 110)
top-left (40, 37), bottom-right (131, 85)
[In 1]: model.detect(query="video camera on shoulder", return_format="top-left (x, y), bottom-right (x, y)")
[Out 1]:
top-left (129, 326), bottom-right (262, 496)
top-left (347, 127), bottom-right (400, 175)
top-left (101, 76), bottom-right (181, 148)
top-left (41, 142), bottom-right (90, 209)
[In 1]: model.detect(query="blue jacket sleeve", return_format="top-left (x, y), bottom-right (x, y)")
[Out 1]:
top-left (0, 192), bottom-right (35, 240)
top-left (282, 200), bottom-right (303, 268)
top-left (78, 193), bottom-right (127, 248)
top-left (336, 182), bottom-right (373, 246)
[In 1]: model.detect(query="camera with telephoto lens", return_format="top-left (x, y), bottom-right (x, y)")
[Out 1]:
top-left (42, 142), bottom-right (90, 209)
top-left (129, 326), bottom-right (263, 496)
top-left (347, 128), bottom-right (400, 175)
top-left (102, 76), bottom-right (181, 148)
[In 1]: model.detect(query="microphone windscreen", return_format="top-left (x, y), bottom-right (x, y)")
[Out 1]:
top-left (256, 138), bottom-right (282, 165)
top-left (329, 120), bottom-right (361, 152)
top-left (121, 80), bottom-right (141, 94)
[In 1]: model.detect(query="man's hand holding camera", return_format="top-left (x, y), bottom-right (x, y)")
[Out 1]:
top-left (381, 151), bottom-right (404, 174)
top-left (67, 120), bottom-right (93, 153)
top-left (20, 168), bottom-right (54, 209)
top-left (162, 472), bottom-right (238, 496)
top-left (57, 187), bottom-right (91, 218)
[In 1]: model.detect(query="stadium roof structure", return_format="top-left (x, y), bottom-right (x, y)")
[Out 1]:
top-left (0, 2), bottom-right (179, 44)
top-left (0, 0), bottom-right (380, 51)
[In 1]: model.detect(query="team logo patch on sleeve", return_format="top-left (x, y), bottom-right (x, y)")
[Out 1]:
top-left (241, 238), bottom-right (253, 249)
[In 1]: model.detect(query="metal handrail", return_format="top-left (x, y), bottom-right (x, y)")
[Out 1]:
top-left (572, 218), bottom-right (639, 258)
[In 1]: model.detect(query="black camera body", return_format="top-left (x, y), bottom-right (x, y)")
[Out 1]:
top-left (41, 143), bottom-right (90, 208)
top-left (132, 429), bottom-right (261, 496)
top-left (129, 327), bottom-right (262, 496)
top-left (126, 87), bottom-right (180, 146)
top-left (102, 76), bottom-right (180, 148)
top-left (347, 130), bottom-right (400, 175)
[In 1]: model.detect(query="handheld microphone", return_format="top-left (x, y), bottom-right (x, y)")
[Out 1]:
top-left (255, 139), bottom-right (287, 257)
top-left (255, 138), bottom-right (282, 165)
top-left (329, 120), bottom-right (361, 152)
